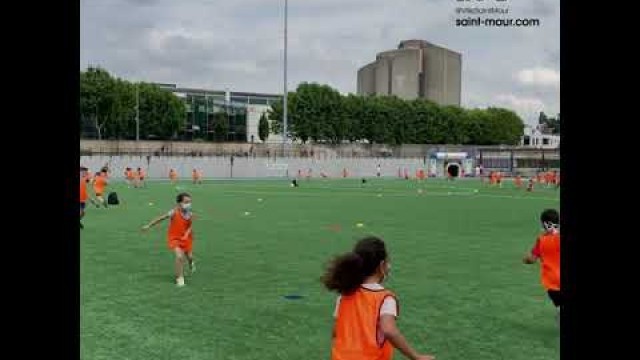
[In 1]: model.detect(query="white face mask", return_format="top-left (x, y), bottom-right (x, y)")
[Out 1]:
top-left (543, 221), bottom-right (559, 233)
top-left (181, 203), bottom-right (192, 211)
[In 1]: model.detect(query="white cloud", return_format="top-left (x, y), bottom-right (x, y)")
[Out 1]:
top-left (516, 68), bottom-right (560, 87)
top-left (494, 94), bottom-right (549, 124)
top-left (81, 0), bottom-right (560, 121)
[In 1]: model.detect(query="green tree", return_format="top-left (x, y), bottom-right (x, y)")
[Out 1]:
top-left (486, 107), bottom-right (525, 145)
top-left (80, 68), bottom-right (185, 140)
top-left (80, 66), bottom-right (116, 140)
top-left (258, 113), bottom-right (270, 142)
top-left (266, 82), bottom-right (528, 146)
top-left (137, 83), bottom-right (185, 139)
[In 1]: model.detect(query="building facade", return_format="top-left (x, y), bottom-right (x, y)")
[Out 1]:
top-left (520, 125), bottom-right (560, 149)
top-left (156, 84), bottom-right (283, 143)
top-left (357, 40), bottom-right (462, 106)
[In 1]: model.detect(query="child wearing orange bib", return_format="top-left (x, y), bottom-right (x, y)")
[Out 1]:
top-left (142, 193), bottom-right (196, 287)
top-left (523, 209), bottom-right (561, 322)
top-left (92, 171), bottom-right (109, 208)
top-left (322, 237), bottom-right (434, 360)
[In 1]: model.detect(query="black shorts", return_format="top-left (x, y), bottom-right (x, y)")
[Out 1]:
top-left (80, 202), bottom-right (86, 211)
top-left (547, 290), bottom-right (562, 307)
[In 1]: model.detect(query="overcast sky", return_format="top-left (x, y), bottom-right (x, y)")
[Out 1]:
top-left (81, 0), bottom-right (559, 125)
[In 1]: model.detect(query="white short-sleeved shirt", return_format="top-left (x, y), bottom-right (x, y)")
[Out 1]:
top-left (167, 208), bottom-right (192, 220)
top-left (333, 283), bottom-right (397, 318)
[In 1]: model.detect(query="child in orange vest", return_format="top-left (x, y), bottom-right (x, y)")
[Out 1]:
top-left (92, 171), bottom-right (109, 208)
top-left (169, 169), bottom-right (178, 184)
top-left (322, 237), bottom-right (434, 360)
top-left (142, 193), bottom-right (195, 287)
top-left (523, 209), bottom-right (561, 322)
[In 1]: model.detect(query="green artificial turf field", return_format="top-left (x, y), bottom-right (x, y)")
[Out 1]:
top-left (81, 178), bottom-right (560, 360)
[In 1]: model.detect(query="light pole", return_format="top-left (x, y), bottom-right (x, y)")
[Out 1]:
top-left (135, 83), bottom-right (140, 141)
top-left (283, 0), bottom-right (288, 147)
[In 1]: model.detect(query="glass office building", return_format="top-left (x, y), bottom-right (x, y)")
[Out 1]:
top-left (156, 84), bottom-right (282, 143)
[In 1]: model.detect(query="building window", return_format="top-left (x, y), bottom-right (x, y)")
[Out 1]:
top-left (249, 98), bottom-right (270, 105)
top-left (231, 96), bottom-right (248, 104)
top-left (543, 138), bottom-right (550, 145)
top-left (523, 136), bottom-right (530, 146)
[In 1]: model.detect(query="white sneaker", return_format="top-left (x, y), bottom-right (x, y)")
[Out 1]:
top-left (176, 277), bottom-right (185, 287)
top-left (190, 261), bottom-right (196, 274)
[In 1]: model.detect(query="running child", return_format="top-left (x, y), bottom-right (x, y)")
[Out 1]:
top-left (92, 171), bottom-right (109, 208)
top-left (514, 174), bottom-right (523, 188)
top-left (169, 168), bottom-right (178, 184)
top-left (322, 236), bottom-right (435, 360)
top-left (124, 167), bottom-right (134, 187)
top-left (137, 167), bottom-right (146, 187)
top-left (142, 192), bottom-right (196, 287)
top-left (523, 209), bottom-right (561, 322)
top-left (526, 177), bottom-right (535, 192)
top-left (192, 168), bottom-right (202, 184)
top-left (80, 167), bottom-right (90, 229)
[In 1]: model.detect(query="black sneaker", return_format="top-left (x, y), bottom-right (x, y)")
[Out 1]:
top-left (80, 222), bottom-right (84, 229)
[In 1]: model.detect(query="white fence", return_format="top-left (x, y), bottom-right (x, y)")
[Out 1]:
top-left (80, 155), bottom-right (429, 179)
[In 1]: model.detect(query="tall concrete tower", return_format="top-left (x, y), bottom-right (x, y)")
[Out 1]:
top-left (357, 40), bottom-right (462, 106)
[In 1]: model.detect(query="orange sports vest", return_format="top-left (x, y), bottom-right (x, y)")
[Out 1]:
top-left (168, 208), bottom-right (192, 241)
top-left (331, 287), bottom-right (398, 360)
top-left (539, 232), bottom-right (560, 290)
top-left (93, 175), bottom-right (106, 193)
top-left (80, 177), bottom-right (88, 202)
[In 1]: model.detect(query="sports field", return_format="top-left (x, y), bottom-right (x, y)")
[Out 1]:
top-left (80, 178), bottom-right (560, 360)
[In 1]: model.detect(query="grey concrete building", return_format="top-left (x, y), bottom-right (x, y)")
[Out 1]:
top-left (357, 40), bottom-right (462, 106)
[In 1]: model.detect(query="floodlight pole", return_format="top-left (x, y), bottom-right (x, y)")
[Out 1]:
top-left (136, 83), bottom-right (140, 141)
top-left (283, 0), bottom-right (288, 149)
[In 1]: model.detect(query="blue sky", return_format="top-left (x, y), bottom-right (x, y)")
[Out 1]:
top-left (81, 0), bottom-right (559, 125)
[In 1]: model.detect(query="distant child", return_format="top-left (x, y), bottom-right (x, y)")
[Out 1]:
top-left (514, 175), bottom-right (523, 188)
top-left (80, 167), bottom-right (90, 229)
top-left (526, 177), bottom-right (535, 192)
top-left (124, 167), bottom-right (134, 187)
top-left (137, 167), bottom-right (146, 187)
top-left (91, 171), bottom-right (109, 208)
top-left (418, 169), bottom-right (426, 182)
top-left (523, 209), bottom-right (561, 322)
top-left (169, 169), bottom-right (178, 184)
top-left (377, 164), bottom-right (381, 177)
top-left (142, 193), bottom-right (196, 287)
top-left (192, 168), bottom-right (202, 184)
top-left (322, 236), bottom-right (435, 360)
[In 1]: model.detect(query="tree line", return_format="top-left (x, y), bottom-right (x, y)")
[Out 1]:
top-left (80, 67), bottom-right (185, 140)
top-left (81, 68), bottom-right (527, 146)
top-left (267, 83), bottom-right (525, 145)
top-left (538, 112), bottom-right (560, 135)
